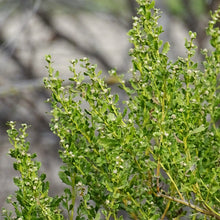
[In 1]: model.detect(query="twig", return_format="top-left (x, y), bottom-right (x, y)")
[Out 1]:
top-left (156, 193), bottom-right (220, 220)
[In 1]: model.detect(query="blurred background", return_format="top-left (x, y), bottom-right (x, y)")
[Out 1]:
top-left (0, 0), bottom-right (219, 216)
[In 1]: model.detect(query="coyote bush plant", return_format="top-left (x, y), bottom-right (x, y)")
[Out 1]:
top-left (2, 0), bottom-right (220, 219)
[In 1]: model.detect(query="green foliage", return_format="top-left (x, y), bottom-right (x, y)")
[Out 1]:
top-left (165, 0), bottom-right (206, 17)
top-left (2, 0), bottom-right (220, 219)
top-left (2, 122), bottom-right (63, 220)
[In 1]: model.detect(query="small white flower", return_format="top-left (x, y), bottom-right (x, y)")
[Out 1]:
top-left (113, 169), bottom-right (117, 174)
top-left (128, 119), bottom-right (133, 123)
top-left (77, 182), bottom-right (82, 186)
top-left (171, 114), bottom-right (176, 119)
top-left (71, 59), bottom-right (77, 64)
top-left (70, 152), bottom-right (75, 157)
top-left (133, 16), bottom-right (138, 21)
top-left (164, 132), bottom-right (169, 137)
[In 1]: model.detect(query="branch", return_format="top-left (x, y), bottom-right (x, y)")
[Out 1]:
top-left (156, 192), bottom-right (220, 220)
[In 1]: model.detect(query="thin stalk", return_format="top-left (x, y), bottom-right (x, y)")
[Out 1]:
top-left (161, 200), bottom-right (171, 220)
top-left (156, 159), bottom-right (160, 192)
top-left (69, 173), bottom-right (76, 220)
top-left (183, 136), bottom-right (191, 162)
top-left (159, 162), bottom-right (184, 201)
top-left (126, 192), bottom-right (147, 218)
top-left (156, 193), bottom-right (220, 220)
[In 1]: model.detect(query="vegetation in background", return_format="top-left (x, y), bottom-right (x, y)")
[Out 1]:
top-left (2, 0), bottom-right (220, 219)
top-left (165, 0), bottom-right (206, 16)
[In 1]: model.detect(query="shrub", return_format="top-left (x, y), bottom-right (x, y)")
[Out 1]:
top-left (2, 0), bottom-right (220, 219)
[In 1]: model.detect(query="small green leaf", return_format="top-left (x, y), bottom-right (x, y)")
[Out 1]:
top-left (40, 173), bottom-right (46, 181)
top-left (55, 71), bottom-right (59, 77)
top-left (189, 125), bottom-right (206, 136)
top-left (146, 1), bottom-right (155, 10)
top-left (95, 212), bottom-right (101, 220)
top-left (114, 94), bottom-right (119, 103)
top-left (107, 113), bottom-right (116, 121)
top-left (162, 42), bottom-right (170, 54)
top-left (58, 171), bottom-right (71, 186)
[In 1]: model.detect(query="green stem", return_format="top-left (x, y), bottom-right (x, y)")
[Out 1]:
top-left (69, 173), bottom-right (76, 220)
top-left (183, 136), bottom-right (191, 162)
top-left (159, 162), bottom-right (184, 201)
